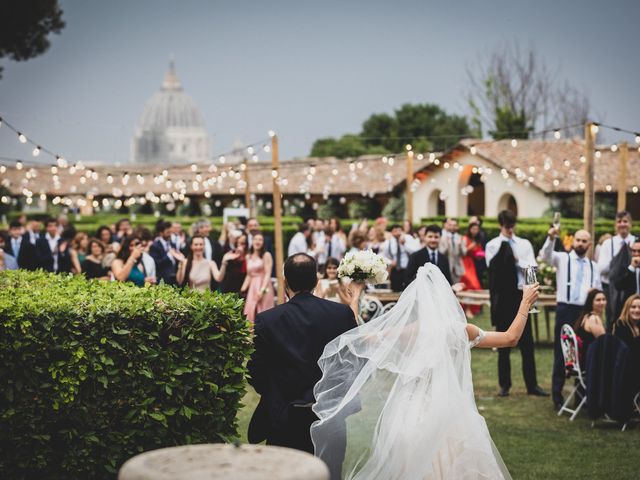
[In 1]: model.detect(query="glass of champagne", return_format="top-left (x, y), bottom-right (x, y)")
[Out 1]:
top-left (525, 265), bottom-right (540, 314)
top-left (552, 211), bottom-right (561, 231)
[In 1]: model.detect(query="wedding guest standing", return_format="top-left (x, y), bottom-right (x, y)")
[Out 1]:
top-left (597, 211), bottom-right (636, 321)
top-left (81, 239), bottom-right (110, 280)
top-left (439, 218), bottom-right (467, 283)
top-left (70, 232), bottom-right (89, 274)
top-left (612, 239), bottom-right (640, 310)
top-left (288, 224), bottom-right (312, 257)
top-left (381, 224), bottom-right (418, 292)
top-left (242, 233), bottom-right (275, 323)
top-left (328, 218), bottom-right (348, 261)
top-left (150, 221), bottom-right (184, 286)
top-left (5, 220), bottom-right (28, 269)
top-left (0, 232), bottom-right (18, 271)
top-left (486, 210), bottom-right (548, 398)
top-left (35, 218), bottom-right (61, 273)
top-left (112, 236), bottom-right (156, 287)
top-left (176, 235), bottom-right (232, 292)
top-left (461, 222), bottom-right (485, 317)
top-left (405, 224), bottom-right (453, 285)
top-left (539, 227), bottom-right (600, 409)
top-left (219, 233), bottom-right (247, 294)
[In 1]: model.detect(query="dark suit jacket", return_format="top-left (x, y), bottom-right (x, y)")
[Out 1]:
top-left (488, 241), bottom-right (520, 329)
top-left (405, 247), bottom-right (453, 286)
top-left (247, 292), bottom-right (356, 444)
top-left (4, 234), bottom-right (33, 270)
top-left (608, 245), bottom-right (632, 323)
top-left (149, 239), bottom-right (177, 286)
top-left (612, 266), bottom-right (639, 308)
top-left (35, 235), bottom-right (59, 272)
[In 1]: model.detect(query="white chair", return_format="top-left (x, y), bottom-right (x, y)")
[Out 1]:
top-left (557, 324), bottom-right (587, 421)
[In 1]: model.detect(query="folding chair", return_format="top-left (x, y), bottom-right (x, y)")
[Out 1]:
top-left (621, 392), bottom-right (640, 432)
top-left (557, 324), bottom-right (587, 421)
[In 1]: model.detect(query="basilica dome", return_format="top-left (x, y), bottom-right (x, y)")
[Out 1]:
top-left (130, 60), bottom-right (211, 164)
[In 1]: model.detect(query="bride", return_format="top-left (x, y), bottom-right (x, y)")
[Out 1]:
top-left (311, 264), bottom-right (539, 480)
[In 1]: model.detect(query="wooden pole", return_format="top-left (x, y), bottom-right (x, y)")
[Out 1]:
top-left (271, 134), bottom-right (285, 304)
top-left (583, 122), bottom-right (595, 255)
top-left (243, 161), bottom-right (251, 214)
top-left (405, 147), bottom-right (414, 223)
top-left (617, 142), bottom-right (628, 212)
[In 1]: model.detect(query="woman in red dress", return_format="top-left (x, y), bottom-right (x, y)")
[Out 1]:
top-left (461, 222), bottom-right (485, 318)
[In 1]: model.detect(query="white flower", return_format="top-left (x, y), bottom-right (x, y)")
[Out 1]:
top-left (338, 249), bottom-right (388, 284)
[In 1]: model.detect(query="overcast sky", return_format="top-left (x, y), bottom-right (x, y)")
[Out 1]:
top-left (1, 0), bottom-right (638, 165)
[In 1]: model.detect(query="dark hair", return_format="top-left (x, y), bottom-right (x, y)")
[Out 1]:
top-left (249, 231), bottom-right (266, 257)
top-left (323, 257), bottom-right (340, 279)
top-left (87, 238), bottom-right (105, 255)
top-left (574, 289), bottom-right (605, 331)
top-left (133, 226), bottom-right (154, 242)
top-left (116, 235), bottom-right (142, 262)
top-left (390, 224), bottom-right (402, 231)
top-left (498, 210), bottom-right (517, 227)
top-left (96, 225), bottom-right (112, 242)
top-left (61, 226), bottom-right (76, 241)
top-left (157, 220), bottom-right (172, 234)
top-left (299, 223), bottom-right (311, 233)
top-left (9, 220), bottom-right (21, 229)
top-left (45, 217), bottom-right (58, 227)
top-left (467, 222), bottom-right (480, 238)
top-left (330, 217), bottom-right (342, 232)
top-left (425, 224), bottom-right (441, 235)
top-left (115, 218), bottom-right (130, 231)
top-left (180, 235), bottom-right (205, 289)
top-left (615, 210), bottom-right (632, 221)
top-left (284, 253), bottom-right (318, 293)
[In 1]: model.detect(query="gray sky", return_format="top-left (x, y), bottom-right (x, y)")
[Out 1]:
top-left (1, 0), bottom-right (639, 165)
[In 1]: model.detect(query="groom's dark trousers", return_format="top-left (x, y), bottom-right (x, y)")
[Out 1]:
top-left (247, 292), bottom-right (356, 472)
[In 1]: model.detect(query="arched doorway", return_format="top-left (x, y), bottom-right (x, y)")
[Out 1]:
top-left (498, 193), bottom-right (518, 216)
top-left (428, 189), bottom-right (446, 216)
top-left (466, 173), bottom-right (485, 216)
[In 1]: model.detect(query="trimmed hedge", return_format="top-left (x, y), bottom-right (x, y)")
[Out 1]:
top-left (0, 271), bottom-right (252, 479)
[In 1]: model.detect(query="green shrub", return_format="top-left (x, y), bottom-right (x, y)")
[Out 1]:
top-left (0, 271), bottom-right (252, 479)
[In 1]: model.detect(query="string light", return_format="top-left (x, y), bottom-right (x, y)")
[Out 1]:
top-left (554, 130), bottom-right (561, 140)
top-left (18, 132), bottom-right (27, 143)
top-left (32, 146), bottom-right (41, 157)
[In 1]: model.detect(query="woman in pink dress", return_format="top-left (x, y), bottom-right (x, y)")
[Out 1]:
top-left (241, 232), bottom-right (275, 324)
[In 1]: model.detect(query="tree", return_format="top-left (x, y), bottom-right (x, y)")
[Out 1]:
top-left (467, 42), bottom-right (590, 140)
top-left (0, 0), bottom-right (65, 79)
top-left (310, 103), bottom-right (473, 157)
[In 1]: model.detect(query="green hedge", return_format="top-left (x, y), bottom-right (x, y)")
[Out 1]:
top-left (0, 271), bottom-right (252, 479)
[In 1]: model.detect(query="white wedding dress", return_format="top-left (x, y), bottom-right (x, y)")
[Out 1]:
top-left (311, 265), bottom-right (511, 480)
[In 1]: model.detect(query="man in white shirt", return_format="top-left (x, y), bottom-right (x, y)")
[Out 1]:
top-left (539, 228), bottom-right (601, 409)
top-left (382, 224), bottom-right (419, 291)
top-left (35, 218), bottom-right (61, 273)
top-left (312, 219), bottom-right (327, 270)
top-left (288, 224), bottom-right (311, 258)
top-left (485, 210), bottom-right (548, 398)
top-left (596, 210), bottom-right (636, 321)
top-left (439, 218), bottom-right (467, 283)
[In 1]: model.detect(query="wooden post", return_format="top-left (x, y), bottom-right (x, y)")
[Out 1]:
top-left (617, 142), bottom-right (628, 211)
top-left (271, 134), bottom-right (285, 304)
top-left (583, 123), bottom-right (596, 256)
top-left (242, 161), bottom-right (251, 214)
top-left (405, 146), bottom-right (414, 223)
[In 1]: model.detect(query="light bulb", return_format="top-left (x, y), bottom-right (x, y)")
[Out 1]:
top-left (590, 124), bottom-right (599, 135)
top-left (32, 146), bottom-right (41, 156)
top-left (268, 130), bottom-right (276, 138)
top-left (18, 133), bottom-right (27, 143)
top-left (511, 139), bottom-right (518, 148)
top-left (16, 160), bottom-right (23, 170)
top-left (554, 130), bottom-right (561, 140)
top-left (470, 146), bottom-right (477, 155)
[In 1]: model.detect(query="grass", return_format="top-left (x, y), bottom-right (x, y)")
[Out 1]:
top-left (236, 310), bottom-right (638, 479)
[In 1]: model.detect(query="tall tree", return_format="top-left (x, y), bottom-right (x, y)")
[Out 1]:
top-left (0, 0), bottom-right (65, 79)
top-left (467, 42), bottom-right (590, 139)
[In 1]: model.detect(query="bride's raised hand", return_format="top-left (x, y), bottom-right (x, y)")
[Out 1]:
top-left (522, 282), bottom-right (540, 307)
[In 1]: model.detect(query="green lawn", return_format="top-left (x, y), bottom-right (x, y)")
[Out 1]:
top-left (236, 310), bottom-right (639, 479)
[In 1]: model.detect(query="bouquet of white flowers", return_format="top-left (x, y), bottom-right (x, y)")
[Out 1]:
top-left (337, 250), bottom-right (389, 284)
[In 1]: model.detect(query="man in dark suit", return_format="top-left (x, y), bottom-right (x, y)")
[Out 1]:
top-left (19, 219), bottom-right (42, 270)
top-left (612, 239), bottom-right (640, 305)
top-left (35, 218), bottom-right (61, 272)
top-left (149, 221), bottom-right (183, 286)
top-left (405, 224), bottom-right (453, 285)
top-left (5, 220), bottom-right (28, 269)
top-left (248, 253), bottom-right (356, 470)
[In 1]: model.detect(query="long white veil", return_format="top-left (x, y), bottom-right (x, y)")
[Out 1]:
top-left (311, 264), bottom-right (511, 480)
